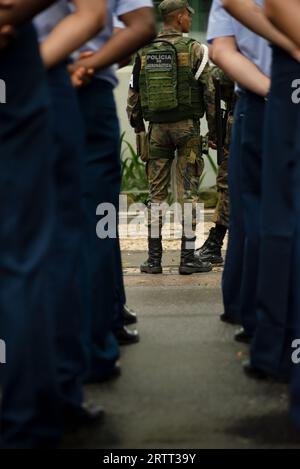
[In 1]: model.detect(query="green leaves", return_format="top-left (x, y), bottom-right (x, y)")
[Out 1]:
top-left (121, 132), bottom-right (149, 193)
top-left (206, 150), bottom-right (218, 176)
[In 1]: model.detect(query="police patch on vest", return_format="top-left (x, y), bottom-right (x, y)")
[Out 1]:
top-left (145, 52), bottom-right (173, 72)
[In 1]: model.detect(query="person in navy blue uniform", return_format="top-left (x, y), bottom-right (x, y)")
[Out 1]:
top-left (0, 0), bottom-right (60, 449)
top-left (263, 0), bottom-right (300, 427)
top-left (207, 0), bottom-right (272, 333)
top-left (68, 0), bottom-right (156, 383)
top-left (223, 0), bottom-right (300, 381)
top-left (34, 0), bottom-right (106, 424)
top-left (0, 0), bottom-right (105, 448)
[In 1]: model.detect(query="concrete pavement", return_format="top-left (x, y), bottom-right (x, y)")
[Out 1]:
top-left (62, 251), bottom-right (300, 449)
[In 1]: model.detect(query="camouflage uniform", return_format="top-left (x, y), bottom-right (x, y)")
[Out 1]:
top-left (127, 28), bottom-right (216, 233)
top-left (195, 67), bottom-right (235, 265)
top-left (211, 66), bottom-right (235, 229)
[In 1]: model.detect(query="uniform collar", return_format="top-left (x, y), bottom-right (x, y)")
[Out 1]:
top-left (158, 28), bottom-right (183, 38)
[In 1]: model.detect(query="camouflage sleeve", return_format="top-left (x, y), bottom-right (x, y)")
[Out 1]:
top-left (126, 54), bottom-right (145, 133)
top-left (192, 43), bottom-right (216, 143)
top-left (211, 65), bottom-right (235, 111)
top-left (211, 66), bottom-right (232, 87)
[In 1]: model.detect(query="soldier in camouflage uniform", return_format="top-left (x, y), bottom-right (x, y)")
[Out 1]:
top-left (127, 0), bottom-right (216, 275)
top-left (196, 66), bottom-right (235, 264)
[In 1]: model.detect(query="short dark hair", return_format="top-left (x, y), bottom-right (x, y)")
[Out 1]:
top-left (161, 8), bottom-right (185, 23)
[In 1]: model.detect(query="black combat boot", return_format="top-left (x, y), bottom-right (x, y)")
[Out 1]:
top-left (179, 237), bottom-right (212, 275)
top-left (140, 237), bottom-right (163, 274)
top-left (195, 225), bottom-right (226, 265)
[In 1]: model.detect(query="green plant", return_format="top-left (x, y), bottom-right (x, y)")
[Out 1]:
top-left (206, 150), bottom-right (218, 176)
top-left (198, 171), bottom-right (206, 191)
top-left (121, 132), bottom-right (149, 193)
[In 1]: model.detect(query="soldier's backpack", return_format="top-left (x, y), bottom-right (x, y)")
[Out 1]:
top-left (143, 39), bottom-right (179, 112)
top-left (139, 37), bottom-right (206, 123)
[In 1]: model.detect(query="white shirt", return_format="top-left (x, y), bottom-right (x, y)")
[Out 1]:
top-left (207, 0), bottom-right (272, 88)
top-left (34, 0), bottom-right (70, 43)
top-left (76, 0), bottom-right (153, 87)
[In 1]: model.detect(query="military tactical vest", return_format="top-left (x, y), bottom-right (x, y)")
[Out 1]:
top-left (139, 36), bottom-right (205, 123)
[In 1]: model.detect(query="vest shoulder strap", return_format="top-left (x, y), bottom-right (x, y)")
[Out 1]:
top-left (195, 44), bottom-right (209, 81)
top-left (150, 38), bottom-right (178, 55)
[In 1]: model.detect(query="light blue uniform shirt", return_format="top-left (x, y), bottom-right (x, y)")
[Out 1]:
top-left (73, 0), bottom-right (153, 88)
top-left (34, 0), bottom-right (70, 42)
top-left (207, 0), bottom-right (272, 88)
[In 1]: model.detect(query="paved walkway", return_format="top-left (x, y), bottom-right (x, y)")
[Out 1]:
top-left (62, 249), bottom-right (300, 449)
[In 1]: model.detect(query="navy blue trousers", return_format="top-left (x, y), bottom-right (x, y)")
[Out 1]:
top-left (222, 98), bottom-right (245, 324)
top-left (239, 92), bottom-right (265, 337)
top-left (0, 25), bottom-right (61, 448)
top-left (78, 78), bottom-right (121, 381)
top-left (46, 63), bottom-right (86, 413)
top-left (291, 138), bottom-right (300, 429)
top-left (251, 47), bottom-right (299, 380)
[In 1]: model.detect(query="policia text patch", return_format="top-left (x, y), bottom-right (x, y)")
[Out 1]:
top-left (146, 52), bottom-right (173, 72)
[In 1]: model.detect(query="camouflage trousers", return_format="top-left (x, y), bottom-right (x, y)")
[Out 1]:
top-left (146, 119), bottom-right (204, 236)
top-left (211, 113), bottom-right (233, 228)
top-left (212, 149), bottom-right (229, 227)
